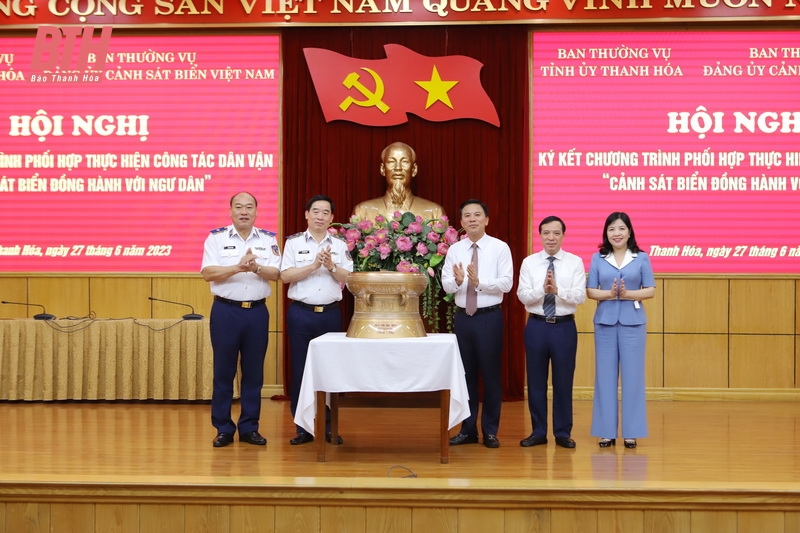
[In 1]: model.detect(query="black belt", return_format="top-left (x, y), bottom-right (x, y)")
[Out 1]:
top-left (292, 301), bottom-right (339, 313)
top-left (529, 313), bottom-right (574, 324)
top-left (456, 304), bottom-right (501, 316)
top-left (214, 295), bottom-right (266, 309)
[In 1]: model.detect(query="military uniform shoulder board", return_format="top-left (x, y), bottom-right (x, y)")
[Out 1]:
top-left (258, 228), bottom-right (276, 237)
top-left (287, 231), bottom-right (304, 240)
top-left (331, 232), bottom-right (347, 242)
top-left (210, 226), bottom-right (227, 234)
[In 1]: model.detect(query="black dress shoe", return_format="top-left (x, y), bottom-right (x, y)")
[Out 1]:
top-left (212, 433), bottom-right (234, 448)
top-left (624, 439), bottom-right (637, 449)
top-left (555, 436), bottom-right (576, 449)
top-left (325, 433), bottom-right (344, 445)
top-left (519, 434), bottom-right (548, 447)
top-left (289, 433), bottom-right (314, 445)
top-left (239, 431), bottom-right (267, 445)
top-left (484, 434), bottom-right (500, 448)
top-left (449, 433), bottom-right (479, 446)
top-left (599, 438), bottom-right (616, 448)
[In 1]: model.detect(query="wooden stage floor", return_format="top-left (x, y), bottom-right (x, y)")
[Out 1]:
top-left (2, 398), bottom-right (800, 532)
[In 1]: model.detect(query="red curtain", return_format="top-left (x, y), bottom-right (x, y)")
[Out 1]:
top-left (281, 25), bottom-right (529, 401)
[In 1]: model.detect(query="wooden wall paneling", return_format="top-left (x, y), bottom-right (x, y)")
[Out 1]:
top-left (151, 277), bottom-right (208, 319)
top-left (230, 505), bottom-right (276, 533)
top-left (729, 335), bottom-right (795, 388)
top-left (264, 331), bottom-right (280, 389)
top-left (688, 511), bottom-right (737, 533)
top-left (321, 505), bottom-right (366, 533)
top-left (647, 280), bottom-right (664, 333)
top-left (458, 509), bottom-right (504, 533)
top-left (6, 503), bottom-right (49, 533)
top-left (503, 509), bottom-right (550, 533)
top-left (89, 278), bottom-right (150, 318)
top-left (737, 511), bottom-right (784, 533)
top-left (575, 299), bottom-right (595, 333)
top-left (139, 504), bottom-right (184, 532)
top-left (786, 511), bottom-right (800, 533)
top-left (550, 509), bottom-right (597, 533)
top-left (796, 282), bottom-right (800, 335)
top-left (643, 510), bottom-right (690, 533)
top-left (411, 508), bottom-right (457, 533)
top-left (663, 279), bottom-right (728, 334)
top-left (185, 504), bottom-right (229, 532)
top-left (275, 505), bottom-right (320, 533)
top-left (0, 277), bottom-right (27, 318)
top-left (796, 340), bottom-right (800, 390)
top-left (50, 503), bottom-right (93, 533)
top-left (365, 507), bottom-right (412, 533)
top-left (94, 503), bottom-right (138, 533)
top-left (29, 277), bottom-right (89, 319)
top-left (646, 332), bottom-right (665, 389)
top-left (0, 503), bottom-right (4, 533)
top-left (597, 509), bottom-right (644, 533)
top-left (730, 279), bottom-right (795, 335)
top-left (664, 334), bottom-right (729, 388)
top-left (574, 332), bottom-right (596, 389)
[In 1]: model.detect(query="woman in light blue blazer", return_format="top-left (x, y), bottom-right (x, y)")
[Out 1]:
top-left (586, 212), bottom-right (655, 449)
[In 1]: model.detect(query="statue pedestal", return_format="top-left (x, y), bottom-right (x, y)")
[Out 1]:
top-left (345, 272), bottom-right (428, 338)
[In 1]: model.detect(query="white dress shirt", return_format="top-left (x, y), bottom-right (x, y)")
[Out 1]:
top-left (280, 230), bottom-right (353, 305)
top-left (201, 224), bottom-right (282, 301)
top-left (442, 234), bottom-right (513, 309)
top-left (517, 249), bottom-right (586, 316)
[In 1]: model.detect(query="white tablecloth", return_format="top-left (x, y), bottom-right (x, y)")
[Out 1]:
top-left (294, 332), bottom-right (470, 435)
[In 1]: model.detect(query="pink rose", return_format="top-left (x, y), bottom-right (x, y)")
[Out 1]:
top-left (357, 219), bottom-right (373, 231)
top-left (347, 241), bottom-right (357, 252)
top-left (395, 235), bottom-right (413, 252)
top-left (345, 228), bottom-right (361, 242)
top-left (396, 260), bottom-right (412, 272)
top-left (416, 242), bottom-right (430, 256)
top-left (444, 227), bottom-right (460, 244)
top-left (378, 243), bottom-right (392, 259)
top-left (390, 221), bottom-right (400, 230)
top-left (427, 267), bottom-right (435, 277)
top-left (406, 221), bottom-right (423, 234)
top-left (415, 215), bottom-right (423, 223)
top-left (441, 215), bottom-right (449, 223)
top-left (409, 264), bottom-right (420, 273)
top-left (374, 228), bottom-right (389, 242)
top-left (359, 247), bottom-right (371, 258)
top-left (364, 235), bottom-right (377, 246)
top-left (437, 242), bottom-right (449, 255)
top-left (328, 227), bottom-right (338, 235)
top-left (375, 215), bottom-right (385, 224)
top-left (426, 231), bottom-right (440, 243)
top-left (393, 211), bottom-right (403, 219)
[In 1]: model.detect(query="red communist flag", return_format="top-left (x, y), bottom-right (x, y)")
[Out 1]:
top-left (303, 44), bottom-right (499, 127)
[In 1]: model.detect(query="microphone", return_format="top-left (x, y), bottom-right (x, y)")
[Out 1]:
top-left (1, 300), bottom-right (56, 320)
top-left (148, 296), bottom-right (204, 320)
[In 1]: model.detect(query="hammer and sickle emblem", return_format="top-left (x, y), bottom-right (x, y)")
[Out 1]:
top-left (339, 68), bottom-right (390, 114)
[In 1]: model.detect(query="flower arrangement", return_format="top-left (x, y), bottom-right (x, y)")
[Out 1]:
top-left (332, 211), bottom-right (461, 332)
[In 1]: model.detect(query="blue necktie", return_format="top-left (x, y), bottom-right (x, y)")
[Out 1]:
top-left (543, 256), bottom-right (556, 319)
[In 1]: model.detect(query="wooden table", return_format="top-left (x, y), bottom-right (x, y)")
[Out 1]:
top-left (295, 333), bottom-right (470, 464)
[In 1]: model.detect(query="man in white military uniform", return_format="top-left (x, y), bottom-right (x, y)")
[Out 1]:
top-left (201, 191), bottom-right (281, 448)
top-left (280, 195), bottom-right (353, 445)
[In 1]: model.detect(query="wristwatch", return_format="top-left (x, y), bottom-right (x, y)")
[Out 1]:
top-left (255, 266), bottom-right (262, 274)
top-left (329, 265), bottom-right (337, 274)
